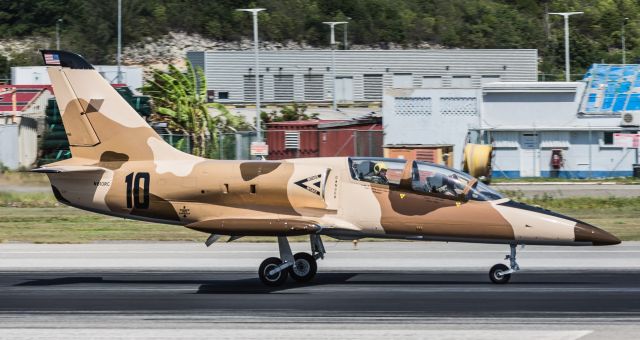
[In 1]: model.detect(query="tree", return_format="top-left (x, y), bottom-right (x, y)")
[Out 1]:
top-left (261, 103), bottom-right (319, 123)
top-left (141, 60), bottom-right (249, 158)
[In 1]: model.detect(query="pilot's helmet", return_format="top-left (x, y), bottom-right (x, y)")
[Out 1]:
top-left (374, 162), bottom-right (388, 174)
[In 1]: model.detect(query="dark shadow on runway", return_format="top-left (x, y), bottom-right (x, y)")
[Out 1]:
top-left (196, 273), bottom-right (359, 294)
top-left (12, 272), bottom-right (595, 295)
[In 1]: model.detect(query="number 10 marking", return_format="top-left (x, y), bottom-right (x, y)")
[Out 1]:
top-left (125, 172), bottom-right (150, 209)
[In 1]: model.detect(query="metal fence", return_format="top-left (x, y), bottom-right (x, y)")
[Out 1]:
top-left (35, 128), bottom-right (383, 166)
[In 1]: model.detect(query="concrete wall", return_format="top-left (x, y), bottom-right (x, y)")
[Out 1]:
top-left (383, 87), bottom-right (482, 168)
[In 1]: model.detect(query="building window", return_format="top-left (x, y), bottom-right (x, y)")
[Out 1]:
top-left (421, 76), bottom-right (442, 88)
top-left (363, 74), bottom-right (383, 100)
top-left (440, 97), bottom-right (477, 115)
top-left (218, 91), bottom-right (229, 100)
top-left (395, 97), bottom-right (432, 115)
top-left (603, 131), bottom-right (614, 145)
top-left (481, 75), bottom-right (500, 85)
top-left (274, 75), bottom-right (294, 101)
top-left (304, 75), bottom-right (323, 101)
top-left (451, 76), bottom-right (472, 88)
top-left (243, 75), bottom-right (264, 102)
top-left (393, 73), bottom-right (413, 88)
top-left (540, 131), bottom-right (570, 148)
top-left (284, 131), bottom-right (300, 149)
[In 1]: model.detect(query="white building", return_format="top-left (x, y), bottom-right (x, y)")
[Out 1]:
top-left (188, 49), bottom-right (538, 104)
top-left (383, 64), bottom-right (639, 178)
top-left (11, 65), bottom-right (144, 94)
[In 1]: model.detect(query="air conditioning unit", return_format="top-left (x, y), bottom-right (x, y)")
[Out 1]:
top-left (620, 112), bottom-right (640, 126)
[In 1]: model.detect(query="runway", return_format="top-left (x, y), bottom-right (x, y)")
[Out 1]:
top-left (1, 242), bottom-right (639, 339)
top-left (1, 269), bottom-right (639, 316)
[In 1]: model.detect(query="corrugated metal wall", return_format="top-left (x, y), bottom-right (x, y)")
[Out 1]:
top-left (193, 49), bottom-right (538, 103)
top-left (0, 124), bottom-right (19, 169)
top-left (0, 117), bottom-right (38, 170)
top-left (18, 117), bottom-right (38, 168)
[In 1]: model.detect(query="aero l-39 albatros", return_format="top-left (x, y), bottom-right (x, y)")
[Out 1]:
top-left (34, 50), bottom-right (621, 286)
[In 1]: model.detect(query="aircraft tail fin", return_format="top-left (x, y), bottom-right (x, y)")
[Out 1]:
top-left (41, 50), bottom-right (182, 163)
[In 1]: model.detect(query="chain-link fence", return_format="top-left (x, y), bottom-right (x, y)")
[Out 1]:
top-left (37, 128), bottom-right (383, 165)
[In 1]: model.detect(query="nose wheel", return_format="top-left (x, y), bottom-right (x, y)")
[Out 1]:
top-left (489, 244), bottom-right (520, 284)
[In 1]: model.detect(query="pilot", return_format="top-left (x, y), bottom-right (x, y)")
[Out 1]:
top-left (427, 173), bottom-right (457, 196)
top-left (366, 162), bottom-right (389, 184)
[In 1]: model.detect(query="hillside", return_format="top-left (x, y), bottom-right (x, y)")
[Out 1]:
top-left (0, 0), bottom-right (637, 79)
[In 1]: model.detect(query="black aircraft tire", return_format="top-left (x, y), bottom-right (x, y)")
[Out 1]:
top-left (489, 263), bottom-right (511, 284)
top-left (259, 257), bottom-right (288, 286)
top-left (289, 252), bottom-right (317, 283)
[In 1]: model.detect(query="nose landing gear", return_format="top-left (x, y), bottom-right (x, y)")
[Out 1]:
top-left (258, 234), bottom-right (326, 286)
top-left (489, 244), bottom-right (520, 284)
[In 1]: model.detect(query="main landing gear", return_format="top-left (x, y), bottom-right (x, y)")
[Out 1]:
top-left (489, 244), bottom-right (521, 284)
top-left (258, 234), bottom-right (326, 286)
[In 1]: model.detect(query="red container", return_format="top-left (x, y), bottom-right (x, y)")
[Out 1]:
top-left (266, 119), bottom-right (383, 160)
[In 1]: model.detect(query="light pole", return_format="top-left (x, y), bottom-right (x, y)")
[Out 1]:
top-left (237, 8), bottom-right (266, 141)
top-left (622, 17), bottom-right (629, 64)
top-left (343, 17), bottom-right (351, 50)
top-left (55, 19), bottom-right (63, 50)
top-left (549, 12), bottom-right (583, 81)
top-left (117, 0), bottom-right (122, 84)
top-left (323, 21), bottom-right (348, 112)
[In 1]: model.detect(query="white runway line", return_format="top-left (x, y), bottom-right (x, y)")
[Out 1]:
top-left (0, 329), bottom-right (592, 340)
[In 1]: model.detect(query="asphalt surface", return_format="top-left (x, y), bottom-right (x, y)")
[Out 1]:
top-left (1, 242), bottom-right (639, 339)
top-left (0, 269), bottom-right (639, 317)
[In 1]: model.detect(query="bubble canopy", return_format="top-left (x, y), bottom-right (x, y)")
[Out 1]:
top-left (349, 157), bottom-right (503, 202)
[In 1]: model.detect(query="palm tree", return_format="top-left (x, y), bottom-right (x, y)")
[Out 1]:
top-left (142, 61), bottom-right (249, 158)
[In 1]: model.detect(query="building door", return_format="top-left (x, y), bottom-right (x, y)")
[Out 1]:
top-left (335, 76), bottom-right (353, 102)
top-left (520, 132), bottom-right (540, 177)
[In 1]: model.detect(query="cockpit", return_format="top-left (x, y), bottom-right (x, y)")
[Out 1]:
top-left (349, 157), bottom-right (503, 201)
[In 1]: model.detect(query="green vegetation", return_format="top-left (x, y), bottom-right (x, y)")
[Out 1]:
top-left (1, 1), bottom-right (639, 77)
top-left (1, 191), bottom-right (638, 243)
top-left (262, 103), bottom-right (319, 123)
top-left (142, 61), bottom-right (216, 157)
top-left (0, 171), bottom-right (49, 186)
top-left (141, 61), bottom-right (251, 157)
top-left (520, 196), bottom-right (640, 241)
top-left (0, 206), bottom-right (205, 243)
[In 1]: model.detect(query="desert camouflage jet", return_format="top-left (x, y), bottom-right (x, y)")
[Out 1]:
top-left (33, 50), bottom-right (620, 286)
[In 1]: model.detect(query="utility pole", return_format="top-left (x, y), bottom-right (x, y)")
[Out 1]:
top-left (343, 17), bottom-right (351, 50)
top-left (237, 8), bottom-right (266, 141)
top-left (323, 21), bottom-right (348, 112)
top-left (622, 17), bottom-right (629, 64)
top-left (56, 19), bottom-right (63, 50)
top-left (117, 0), bottom-right (122, 84)
top-left (549, 12), bottom-right (583, 81)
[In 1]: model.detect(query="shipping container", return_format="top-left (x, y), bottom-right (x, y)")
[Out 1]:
top-left (266, 118), bottom-right (383, 160)
top-left (384, 146), bottom-right (454, 167)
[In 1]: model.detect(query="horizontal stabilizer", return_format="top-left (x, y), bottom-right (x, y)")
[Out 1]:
top-left (31, 165), bottom-right (105, 174)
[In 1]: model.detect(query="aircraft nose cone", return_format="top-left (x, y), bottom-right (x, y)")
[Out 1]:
top-left (574, 222), bottom-right (621, 245)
